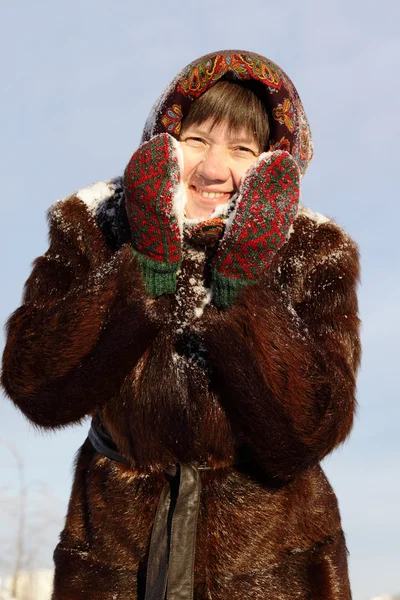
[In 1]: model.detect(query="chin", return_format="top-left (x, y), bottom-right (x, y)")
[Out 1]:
top-left (184, 201), bottom-right (211, 220)
top-left (185, 208), bottom-right (214, 220)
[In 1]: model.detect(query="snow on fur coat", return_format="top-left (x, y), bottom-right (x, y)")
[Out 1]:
top-left (1, 51), bottom-right (361, 600)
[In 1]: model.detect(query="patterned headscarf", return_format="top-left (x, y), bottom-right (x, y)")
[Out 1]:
top-left (141, 50), bottom-right (313, 175)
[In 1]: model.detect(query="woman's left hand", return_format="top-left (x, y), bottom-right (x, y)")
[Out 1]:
top-left (211, 150), bottom-right (300, 308)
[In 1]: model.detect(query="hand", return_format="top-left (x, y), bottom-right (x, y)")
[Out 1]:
top-left (123, 133), bottom-right (183, 297)
top-left (211, 150), bottom-right (300, 308)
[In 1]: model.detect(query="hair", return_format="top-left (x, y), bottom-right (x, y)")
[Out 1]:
top-left (180, 79), bottom-right (270, 151)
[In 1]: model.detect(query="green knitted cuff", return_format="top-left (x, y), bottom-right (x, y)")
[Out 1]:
top-left (132, 249), bottom-right (181, 297)
top-left (211, 270), bottom-right (249, 309)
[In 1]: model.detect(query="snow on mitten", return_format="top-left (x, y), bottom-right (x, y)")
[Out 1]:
top-left (212, 150), bottom-right (300, 309)
top-left (124, 134), bottom-right (183, 297)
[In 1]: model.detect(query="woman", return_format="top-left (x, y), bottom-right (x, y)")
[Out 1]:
top-left (1, 50), bottom-right (361, 599)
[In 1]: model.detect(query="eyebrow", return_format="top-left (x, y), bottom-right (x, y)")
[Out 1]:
top-left (229, 136), bottom-right (258, 146)
top-left (188, 128), bottom-right (258, 147)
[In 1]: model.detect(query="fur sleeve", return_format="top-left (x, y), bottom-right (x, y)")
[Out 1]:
top-left (1, 196), bottom-right (159, 428)
top-left (201, 213), bottom-right (361, 479)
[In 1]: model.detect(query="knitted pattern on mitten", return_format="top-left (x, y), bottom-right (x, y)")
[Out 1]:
top-left (124, 134), bottom-right (183, 297)
top-left (212, 150), bottom-right (300, 308)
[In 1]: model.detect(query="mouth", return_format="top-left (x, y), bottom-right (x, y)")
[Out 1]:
top-left (190, 185), bottom-right (233, 203)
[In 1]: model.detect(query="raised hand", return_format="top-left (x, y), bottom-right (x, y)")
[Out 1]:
top-left (124, 133), bottom-right (184, 297)
top-left (212, 150), bottom-right (300, 308)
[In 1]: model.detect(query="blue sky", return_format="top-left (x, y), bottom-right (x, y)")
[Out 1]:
top-left (1, 1), bottom-right (399, 598)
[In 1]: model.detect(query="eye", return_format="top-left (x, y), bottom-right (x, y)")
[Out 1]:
top-left (182, 136), bottom-right (207, 147)
top-left (234, 146), bottom-right (257, 157)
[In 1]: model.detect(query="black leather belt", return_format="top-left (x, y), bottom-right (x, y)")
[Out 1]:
top-left (88, 418), bottom-right (210, 600)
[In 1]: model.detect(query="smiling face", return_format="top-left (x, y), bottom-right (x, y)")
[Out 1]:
top-left (180, 119), bottom-right (262, 219)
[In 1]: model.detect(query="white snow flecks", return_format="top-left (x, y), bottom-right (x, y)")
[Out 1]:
top-left (50, 200), bottom-right (88, 244)
top-left (287, 251), bottom-right (307, 270)
top-left (184, 245), bottom-right (207, 265)
top-left (50, 177), bottom-right (124, 243)
top-left (194, 289), bottom-right (212, 319)
top-left (287, 222), bottom-right (295, 239)
top-left (89, 259), bottom-right (117, 293)
top-left (76, 180), bottom-right (118, 213)
top-left (285, 302), bottom-right (309, 342)
top-left (299, 205), bottom-right (330, 226)
top-left (210, 201), bottom-right (230, 219)
top-left (315, 244), bottom-right (349, 267)
top-left (172, 350), bottom-right (192, 379)
top-left (171, 139), bottom-right (187, 237)
top-left (182, 200), bottom-right (230, 226)
top-left (222, 192), bottom-right (240, 238)
top-left (173, 244), bottom-right (211, 335)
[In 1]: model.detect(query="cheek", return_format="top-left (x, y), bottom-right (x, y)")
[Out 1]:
top-left (180, 146), bottom-right (199, 184)
top-left (232, 160), bottom-right (257, 187)
top-left (182, 161), bottom-right (193, 184)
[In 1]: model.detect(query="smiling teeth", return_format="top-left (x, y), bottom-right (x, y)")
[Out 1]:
top-left (195, 188), bottom-right (226, 199)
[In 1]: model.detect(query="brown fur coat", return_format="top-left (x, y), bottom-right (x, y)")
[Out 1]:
top-left (2, 175), bottom-right (361, 599)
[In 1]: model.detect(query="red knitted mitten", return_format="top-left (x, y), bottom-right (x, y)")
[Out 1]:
top-left (124, 134), bottom-right (183, 297)
top-left (212, 150), bottom-right (300, 308)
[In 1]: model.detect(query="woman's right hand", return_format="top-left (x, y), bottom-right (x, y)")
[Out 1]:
top-left (123, 133), bottom-right (184, 297)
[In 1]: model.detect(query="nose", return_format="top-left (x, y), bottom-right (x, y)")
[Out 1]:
top-left (195, 146), bottom-right (230, 183)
